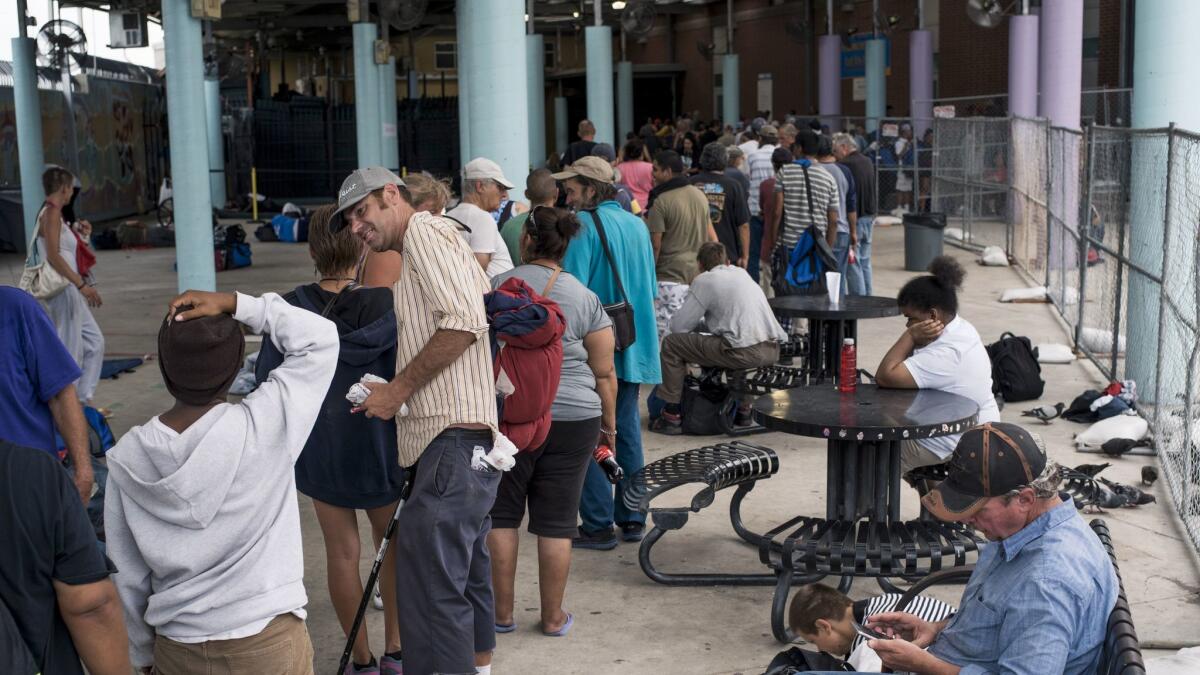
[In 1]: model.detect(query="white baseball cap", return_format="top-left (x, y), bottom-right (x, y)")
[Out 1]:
top-left (463, 157), bottom-right (515, 190)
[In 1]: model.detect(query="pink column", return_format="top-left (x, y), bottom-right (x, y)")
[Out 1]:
top-left (1038, 0), bottom-right (1082, 129)
top-left (818, 34), bottom-right (841, 129)
top-left (909, 29), bottom-right (933, 134)
top-left (1008, 14), bottom-right (1039, 118)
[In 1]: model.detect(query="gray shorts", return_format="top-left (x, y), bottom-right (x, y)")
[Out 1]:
top-left (393, 428), bottom-right (501, 675)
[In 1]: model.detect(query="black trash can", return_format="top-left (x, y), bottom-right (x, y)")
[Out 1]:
top-left (903, 212), bottom-right (947, 271)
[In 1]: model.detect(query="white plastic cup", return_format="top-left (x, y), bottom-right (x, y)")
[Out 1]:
top-left (826, 272), bottom-right (841, 305)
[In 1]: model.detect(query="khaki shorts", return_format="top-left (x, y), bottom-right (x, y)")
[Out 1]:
top-left (153, 614), bottom-right (314, 675)
top-left (901, 440), bottom-right (948, 476)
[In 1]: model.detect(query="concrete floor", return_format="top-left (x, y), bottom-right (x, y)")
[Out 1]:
top-left (4, 223), bottom-right (1197, 673)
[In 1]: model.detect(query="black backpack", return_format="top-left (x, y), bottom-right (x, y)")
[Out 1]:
top-left (986, 332), bottom-right (1044, 402)
top-left (680, 371), bottom-right (738, 435)
top-left (763, 647), bottom-right (853, 674)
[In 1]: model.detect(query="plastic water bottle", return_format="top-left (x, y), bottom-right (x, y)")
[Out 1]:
top-left (594, 445), bottom-right (624, 484)
top-left (838, 338), bottom-right (858, 393)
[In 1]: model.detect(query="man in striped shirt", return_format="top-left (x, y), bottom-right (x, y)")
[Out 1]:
top-left (332, 167), bottom-right (502, 675)
top-left (772, 128), bottom-right (840, 251)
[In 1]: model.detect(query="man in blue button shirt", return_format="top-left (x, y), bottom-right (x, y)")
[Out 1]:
top-left (866, 422), bottom-right (1119, 675)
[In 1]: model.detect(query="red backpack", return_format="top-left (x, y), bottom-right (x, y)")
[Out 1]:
top-left (484, 275), bottom-right (566, 451)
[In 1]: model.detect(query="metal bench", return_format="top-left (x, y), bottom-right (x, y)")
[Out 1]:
top-left (622, 441), bottom-right (781, 585)
top-left (890, 518), bottom-right (1145, 675)
top-left (763, 516), bottom-right (982, 641)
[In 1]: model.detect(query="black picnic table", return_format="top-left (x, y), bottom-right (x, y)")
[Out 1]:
top-left (752, 384), bottom-right (982, 641)
top-left (768, 294), bottom-right (899, 383)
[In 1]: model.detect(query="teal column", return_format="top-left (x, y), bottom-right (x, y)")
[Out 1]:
top-left (585, 25), bottom-right (615, 147)
top-left (456, 8), bottom-right (472, 167)
top-left (204, 77), bottom-right (226, 209)
top-left (407, 70), bottom-right (419, 100)
top-left (379, 56), bottom-right (399, 172)
top-left (865, 38), bottom-right (886, 132)
top-left (554, 96), bottom-right (569, 156)
top-left (1127, 0), bottom-right (1200, 401)
top-left (527, 34), bottom-right (547, 168)
top-left (721, 53), bottom-right (739, 128)
top-left (617, 60), bottom-right (634, 145)
top-left (162, 0), bottom-right (215, 292)
top-left (468, 0), bottom-right (529, 197)
top-left (11, 36), bottom-right (45, 247)
top-left (353, 22), bottom-right (382, 167)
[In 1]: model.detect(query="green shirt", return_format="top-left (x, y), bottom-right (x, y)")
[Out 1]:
top-left (646, 184), bottom-right (710, 284)
top-left (499, 212), bottom-right (530, 265)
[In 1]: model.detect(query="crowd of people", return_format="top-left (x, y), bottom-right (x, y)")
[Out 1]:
top-left (0, 108), bottom-right (1116, 675)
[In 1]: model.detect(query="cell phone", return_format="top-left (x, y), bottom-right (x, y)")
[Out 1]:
top-left (852, 620), bottom-right (892, 641)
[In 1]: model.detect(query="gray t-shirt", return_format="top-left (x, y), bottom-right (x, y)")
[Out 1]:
top-left (492, 264), bottom-right (612, 421)
top-left (668, 265), bottom-right (788, 348)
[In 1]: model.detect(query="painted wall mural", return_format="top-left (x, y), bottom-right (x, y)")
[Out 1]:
top-left (1, 77), bottom-right (164, 222)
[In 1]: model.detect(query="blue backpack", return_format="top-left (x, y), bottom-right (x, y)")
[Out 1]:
top-left (783, 226), bottom-right (838, 292)
top-left (55, 405), bottom-right (115, 458)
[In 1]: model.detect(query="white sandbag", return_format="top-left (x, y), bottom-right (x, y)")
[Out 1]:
top-left (1147, 646), bottom-right (1200, 675)
top-left (874, 215), bottom-right (902, 227)
top-left (1037, 343), bottom-right (1075, 363)
top-left (999, 286), bottom-right (1048, 303)
top-left (944, 227), bottom-right (964, 241)
top-left (1074, 413), bottom-right (1149, 450)
top-left (1079, 326), bottom-right (1126, 355)
top-left (979, 246), bottom-right (1010, 266)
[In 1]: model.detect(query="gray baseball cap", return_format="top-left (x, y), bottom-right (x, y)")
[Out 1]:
top-left (329, 166), bottom-right (406, 232)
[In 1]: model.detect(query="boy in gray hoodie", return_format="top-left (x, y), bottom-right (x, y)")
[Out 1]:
top-left (104, 290), bottom-right (338, 674)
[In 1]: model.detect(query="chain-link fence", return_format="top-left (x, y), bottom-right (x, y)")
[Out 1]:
top-left (930, 117), bottom-right (1011, 251)
top-left (933, 118), bottom-right (1200, 555)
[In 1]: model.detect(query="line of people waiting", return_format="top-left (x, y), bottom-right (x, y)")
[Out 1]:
top-left (0, 121), bottom-right (1113, 675)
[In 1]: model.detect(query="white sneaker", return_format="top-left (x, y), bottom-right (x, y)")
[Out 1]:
top-left (372, 588), bottom-right (383, 610)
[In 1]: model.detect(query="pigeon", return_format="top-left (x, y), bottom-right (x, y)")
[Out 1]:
top-left (1100, 437), bottom-right (1153, 457)
top-left (1062, 467), bottom-right (1128, 512)
top-left (1073, 462), bottom-right (1111, 478)
top-left (1021, 402), bottom-right (1065, 424)
top-left (1141, 466), bottom-right (1158, 486)
top-left (1100, 477), bottom-right (1157, 506)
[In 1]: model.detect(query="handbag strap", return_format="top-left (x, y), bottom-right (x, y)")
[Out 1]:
top-left (584, 209), bottom-right (629, 305)
top-left (26, 203), bottom-right (51, 265)
top-left (799, 162), bottom-right (816, 229)
top-left (540, 266), bottom-right (562, 297)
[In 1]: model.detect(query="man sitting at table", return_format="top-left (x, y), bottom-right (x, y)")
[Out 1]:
top-left (650, 242), bottom-right (788, 435)
top-left (863, 422), bottom-right (1119, 675)
top-left (873, 256), bottom-right (1000, 479)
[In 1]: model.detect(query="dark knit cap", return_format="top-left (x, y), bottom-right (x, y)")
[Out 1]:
top-left (157, 308), bottom-right (245, 405)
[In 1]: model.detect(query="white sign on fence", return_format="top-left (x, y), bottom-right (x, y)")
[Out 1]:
top-left (933, 105), bottom-right (956, 118)
top-left (881, 123), bottom-right (899, 138)
top-left (757, 73), bottom-right (773, 115)
top-left (852, 77), bottom-right (866, 102)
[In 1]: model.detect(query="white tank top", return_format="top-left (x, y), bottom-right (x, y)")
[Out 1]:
top-left (36, 205), bottom-right (79, 275)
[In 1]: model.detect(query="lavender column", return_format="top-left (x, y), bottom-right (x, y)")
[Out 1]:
top-left (818, 35), bottom-right (841, 129)
top-left (909, 29), bottom-right (933, 134)
top-left (1008, 14), bottom-right (1039, 118)
top-left (1038, 0), bottom-right (1082, 128)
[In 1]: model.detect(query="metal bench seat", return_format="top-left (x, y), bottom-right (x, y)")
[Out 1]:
top-left (623, 442), bottom-right (781, 586)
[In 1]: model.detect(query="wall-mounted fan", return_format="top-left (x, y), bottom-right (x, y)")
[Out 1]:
top-left (380, 0), bottom-right (428, 32)
top-left (620, 1), bottom-right (656, 39)
top-left (37, 19), bottom-right (87, 70)
top-left (966, 0), bottom-right (1012, 28)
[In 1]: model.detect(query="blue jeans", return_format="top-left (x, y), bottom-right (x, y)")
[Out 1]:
top-left (579, 380), bottom-right (646, 532)
top-left (849, 216), bottom-right (874, 296)
top-left (832, 231), bottom-right (853, 296)
top-left (748, 215), bottom-right (765, 282)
